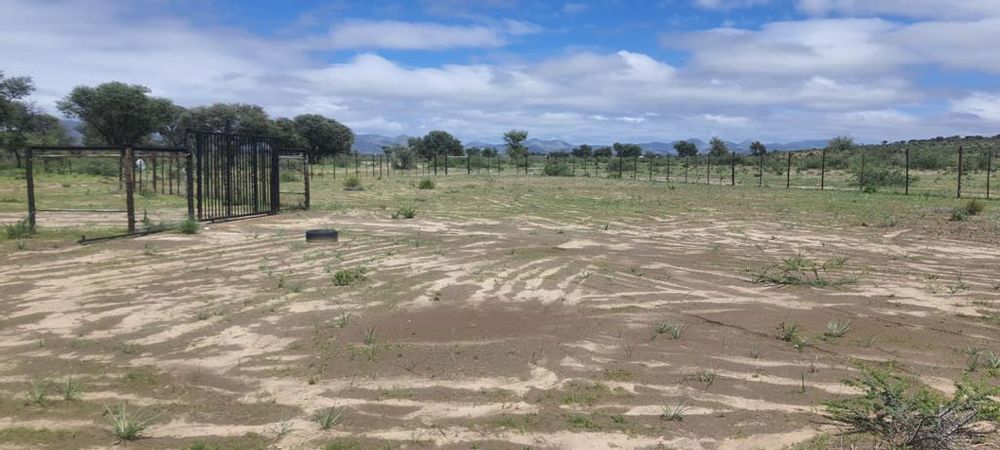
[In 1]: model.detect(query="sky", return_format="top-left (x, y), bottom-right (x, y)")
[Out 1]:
top-left (2, 0), bottom-right (999, 145)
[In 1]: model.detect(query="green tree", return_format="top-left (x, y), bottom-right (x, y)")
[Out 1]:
top-left (182, 103), bottom-right (272, 136)
top-left (465, 146), bottom-right (483, 157)
top-left (593, 146), bottom-right (612, 158)
top-left (612, 142), bottom-right (642, 158)
top-left (708, 137), bottom-right (728, 159)
top-left (503, 129), bottom-right (528, 159)
top-left (571, 144), bottom-right (593, 158)
top-left (156, 104), bottom-right (188, 148)
top-left (673, 140), bottom-right (698, 158)
top-left (271, 117), bottom-right (309, 150)
top-left (828, 136), bottom-right (854, 152)
top-left (417, 130), bottom-right (463, 159)
top-left (293, 114), bottom-right (354, 160)
top-left (749, 140), bottom-right (767, 156)
top-left (57, 81), bottom-right (175, 145)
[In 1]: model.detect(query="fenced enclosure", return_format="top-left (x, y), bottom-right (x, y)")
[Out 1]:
top-left (306, 144), bottom-right (995, 200)
top-left (22, 131), bottom-right (310, 241)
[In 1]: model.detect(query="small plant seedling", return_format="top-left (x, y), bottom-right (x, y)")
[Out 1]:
top-left (25, 379), bottom-right (49, 406)
top-left (105, 405), bottom-right (156, 442)
top-left (55, 378), bottom-right (83, 401)
top-left (333, 267), bottom-right (367, 286)
top-left (178, 218), bottom-right (200, 234)
top-left (687, 368), bottom-right (717, 388)
top-left (775, 322), bottom-right (800, 342)
top-left (660, 401), bottom-right (688, 421)
top-left (271, 418), bottom-right (295, 439)
top-left (362, 326), bottom-right (377, 346)
top-left (312, 406), bottom-right (346, 430)
top-left (392, 206), bottom-right (416, 219)
top-left (750, 344), bottom-right (759, 359)
top-left (652, 320), bottom-right (687, 340)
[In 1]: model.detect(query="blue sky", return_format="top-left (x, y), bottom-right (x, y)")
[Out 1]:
top-left (2, 0), bottom-right (1000, 144)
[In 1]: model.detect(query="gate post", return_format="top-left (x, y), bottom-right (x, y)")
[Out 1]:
top-left (25, 146), bottom-right (36, 233)
top-left (123, 145), bottom-right (136, 234)
top-left (270, 146), bottom-right (280, 214)
top-left (186, 150), bottom-right (195, 220)
top-left (195, 134), bottom-right (203, 219)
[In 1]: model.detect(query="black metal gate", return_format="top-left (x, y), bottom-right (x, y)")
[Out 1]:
top-left (191, 131), bottom-right (280, 221)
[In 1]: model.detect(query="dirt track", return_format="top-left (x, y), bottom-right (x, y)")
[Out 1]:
top-left (1, 206), bottom-right (998, 449)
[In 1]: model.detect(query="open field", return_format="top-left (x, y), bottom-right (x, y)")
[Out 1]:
top-left (1, 174), bottom-right (999, 449)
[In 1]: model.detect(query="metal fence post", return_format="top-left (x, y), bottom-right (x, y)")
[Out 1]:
top-left (706, 157), bottom-right (711, 185)
top-left (632, 156), bottom-right (637, 180)
top-left (957, 145), bottom-right (963, 199)
top-left (905, 147), bottom-right (910, 195)
top-left (987, 147), bottom-right (993, 199)
top-left (730, 151), bottom-right (735, 186)
top-left (666, 155), bottom-right (671, 182)
top-left (445, 154), bottom-right (448, 175)
top-left (355, 153), bottom-right (359, 177)
top-left (859, 154), bottom-right (865, 191)
top-left (186, 150), bottom-right (195, 220)
top-left (820, 147), bottom-right (826, 191)
top-left (25, 147), bottom-right (36, 233)
top-left (618, 156), bottom-right (622, 179)
top-left (786, 152), bottom-right (791, 189)
top-left (525, 155), bottom-right (529, 175)
top-left (759, 151), bottom-right (764, 187)
top-left (434, 154), bottom-right (438, 175)
top-left (303, 155), bottom-right (311, 210)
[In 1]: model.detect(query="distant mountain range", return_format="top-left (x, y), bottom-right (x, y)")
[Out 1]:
top-left (352, 133), bottom-right (830, 155)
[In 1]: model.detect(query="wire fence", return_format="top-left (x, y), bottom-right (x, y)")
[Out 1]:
top-left (310, 145), bottom-right (996, 200)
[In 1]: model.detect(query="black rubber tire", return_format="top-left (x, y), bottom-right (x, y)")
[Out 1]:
top-left (305, 229), bottom-right (339, 242)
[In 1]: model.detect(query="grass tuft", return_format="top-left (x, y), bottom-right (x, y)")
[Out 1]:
top-left (418, 178), bottom-right (435, 190)
top-left (312, 406), bottom-right (347, 430)
top-left (105, 405), bottom-right (155, 442)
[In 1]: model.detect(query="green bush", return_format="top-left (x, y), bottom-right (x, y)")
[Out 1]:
top-left (343, 175), bottom-right (363, 190)
top-left (333, 267), bottom-right (367, 286)
top-left (849, 164), bottom-right (908, 188)
top-left (825, 365), bottom-right (998, 449)
top-left (392, 206), bottom-right (416, 219)
top-left (951, 199), bottom-right (986, 221)
top-left (418, 178), bottom-right (435, 190)
top-left (3, 218), bottom-right (31, 239)
top-left (178, 218), bottom-right (200, 234)
top-left (542, 162), bottom-right (573, 176)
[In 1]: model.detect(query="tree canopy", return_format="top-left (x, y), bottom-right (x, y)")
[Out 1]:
top-left (750, 140), bottom-right (767, 156)
top-left (57, 81), bottom-right (176, 145)
top-left (410, 130), bottom-right (463, 159)
top-left (503, 129), bottom-right (528, 159)
top-left (571, 144), bottom-right (592, 158)
top-left (293, 114), bottom-right (354, 158)
top-left (612, 142), bottom-right (642, 158)
top-left (593, 146), bottom-right (612, 158)
top-left (708, 137), bottom-right (729, 159)
top-left (828, 136), bottom-right (855, 152)
top-left (673, 140), bottom-right (698, 158)
top-left (181, 103), bottom-right (272, 136)
top-left (2, 73), bottom-right (69, 166)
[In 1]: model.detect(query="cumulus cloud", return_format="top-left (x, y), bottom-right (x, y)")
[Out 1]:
top-left (694, 0), bottom-right (772, 10)
top-left (0, 0), bottom-right (995, 144)
top-left (797, 0), bottom-right (1000, 20)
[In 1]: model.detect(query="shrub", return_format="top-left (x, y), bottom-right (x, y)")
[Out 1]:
top-left (105, 405), bottom-right (156, 442)
top-left (333, 267), bottom-right (367, 286)
top-left (542, 161), bottom-right (573, 176)
top-left (391, 206), bottom-right (416, 219)
top-left (312, 406), bottom-right (346, 430)
top-left (342, 175), bottom-right (363, 190)
top-left (849, 164), bottom-right (908, 189)
top-left (951, 199), bottom-right (986, 221)
top-left (4, 217), bottom-right (31, 239)
top-left (178, 218), bottom-right (200, 235)
top-left (418, 178), bottom-right (435, 190)
top-left (825, 366), bottom-right (999, 449)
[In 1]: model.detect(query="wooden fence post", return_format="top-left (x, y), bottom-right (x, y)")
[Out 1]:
top-left (123, 145), bottom-right (136, 234)
top-left (859, 154), bottom-right (865, 191)
top-left (905, 147), bottom-right (910, 195)
top-left (730, 151), bottom-right (735, 186)
top-left (759, 151), bottom-right (764, 187)
top-left (820, 147), bottom-right (826, 191)
top-left (987, 147), bottom-right (992, 199)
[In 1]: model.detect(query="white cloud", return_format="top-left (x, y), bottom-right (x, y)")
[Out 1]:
top-left (562, 3), bottom-right (588, 14)
top-left (951, 92), bottom-right (1000, 122)
top-left (325, 20), bottom-right (507, 50)
top-left (694, 0), bottom-right (772, 10)
top-left (798, 0), bottom-right (1000, 20)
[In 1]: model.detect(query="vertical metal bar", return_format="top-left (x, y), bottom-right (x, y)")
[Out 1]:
top-left (355, 153), bottom-right (359, 177)
top-left (618, 155), bottom-right (622, 179)
top-left (957, 145), bottom-right (963, 199)
top-left (124, 146), bottom-right (136, 234)
top-left (445, 154), bottom-right (449, 175)
top-left (666, 155), bottom-right (671, 182)
top-left (905, 147), bottom-right (910, 195)
top-left (820, 147), bottom-right (826, 191)
top-left (706, 157), bottom-right (711, 185)
top-left (196, 133), bottom-right (203, 219)
top-left (759, 151), bottom-right (764, 187)
top-left (633, 156), bottom-right (637, 180)
top-left (987, 147), bottom-right (992, 200)
top-left (25, 147), bottom-right (36, 233)
top-left (271, 140), bottom-right (280, 214)
top-left (786, 152), bottom-right (791, 189)
top-left (730, 151), bottom-right (735, 186)
top-left (186, 150), bottom-right (195, 220)
top-left (303, 154), bottom-right (310, 210)
top-left (860, 154), bottom-right (865, 191)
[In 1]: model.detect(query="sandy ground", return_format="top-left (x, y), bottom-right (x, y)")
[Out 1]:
top-left (0, 208), bottom-right (998, 449)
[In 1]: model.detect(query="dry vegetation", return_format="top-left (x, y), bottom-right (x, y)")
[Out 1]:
top-left (0, 172), bottom-right (998, 449)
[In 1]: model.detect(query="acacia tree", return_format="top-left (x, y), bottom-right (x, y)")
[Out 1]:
top-left (593, 146), bottom-right (612, 158)
top-left (57, 81), bottom-right (176, 145)
top-left (503, 129), bottom-right (528, 159)
top-left (612, 142), bottom-right (642, 158)
top-left (750, 140), bottom-right (767, 156)
top-left (673, 140), bottom-right (698, 158)
top-left (182, 103), bottom-right (272, 136)
top-left (708, 137), bottom-right (728, 159)
top-left (293, 114), bottom-right (353, 160)
top-left (1, 73), bottom-right (70, 167)
top-left (571, 144), bottom-right (592, 158)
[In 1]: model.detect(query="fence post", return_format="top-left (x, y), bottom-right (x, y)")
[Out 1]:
top-left (786, 152), bottom-right (791, 189)
top-left (434, 154), bottom-right (438, 175)
top-left (270, 144), bottom-right (280, 215)
top-left (666, 155), bottom-right (671, 182)
top-left (820, 147), bottom-right (826, 191)
top-left (759, 151), bottom-right (764, 187)
top-left (185, 150), bottom-right (195, 220)
top-left (905, 147), bottom-right (910, 195)
top-left (730, 151), bottom-right (735, 186)
top-left (355, 153), bottom-right (359, 177)
top-left (124, 145), bottom-right (136, 234)
top-left (618, 156), bottom-right (623, 179)
top-left (987, 147), bottom-right (992, 199)
top-left (859, 154), bottom-right (865, 191)
top-left (684, 157), bottom-right (689, 183)
top-left (25, 147), bottom-right (36, 233)
top-left (467, 155), bottom-right (471, 175)
top-left (525, 155), bottom-right (529, 175)
top-left (649, 157), bottom-right (653, 181)
top-left (706, 157), bottom-right (711, 185)
top-left (303, 155), bottom-right (311, 210)
top-left (957, 146), bottom-right (963, 199)
top-left (445, 154), bottom-right (449, 175)
top-left (632, 156), bottom-right (637, 180)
